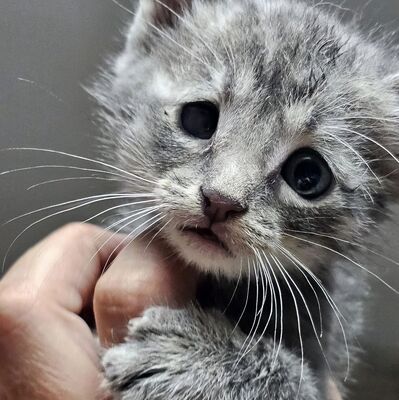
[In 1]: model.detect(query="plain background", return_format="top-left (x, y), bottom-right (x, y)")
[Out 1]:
top-left (0, 0), bottom-right (398, 398)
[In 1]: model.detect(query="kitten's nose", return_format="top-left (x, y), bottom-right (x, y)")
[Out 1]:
top-left (201, 187), bottom-right (247, 223)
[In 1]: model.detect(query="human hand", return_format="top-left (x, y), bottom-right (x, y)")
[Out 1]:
top-left (0, 223), bottom-right (197, 400)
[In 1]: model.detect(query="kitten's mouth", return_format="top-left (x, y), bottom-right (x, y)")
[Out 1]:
top-left (181, 226), bottom-right (230, 254)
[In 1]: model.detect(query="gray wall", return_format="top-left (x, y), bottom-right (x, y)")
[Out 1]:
top-left (0, 1), bottom-right (398, 398)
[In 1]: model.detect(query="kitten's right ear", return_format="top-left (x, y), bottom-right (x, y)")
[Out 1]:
top-left (128, 0), bottom-right (192, 46)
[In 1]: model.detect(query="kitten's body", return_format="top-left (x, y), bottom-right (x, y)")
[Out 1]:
top-left (94, 0), bottom-right (399, 398)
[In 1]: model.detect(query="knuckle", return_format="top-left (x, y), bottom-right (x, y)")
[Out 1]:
top-left (57, 222), bottom-right (94, 240)
top-left (47, 223), bottom-right (99, 256)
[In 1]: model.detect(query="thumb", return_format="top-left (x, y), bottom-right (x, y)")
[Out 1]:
top-left (93, 239), bottom-right (198, 347)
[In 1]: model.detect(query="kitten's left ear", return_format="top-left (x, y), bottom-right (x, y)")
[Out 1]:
top-left (128, 0), bottom-right (192, 45)
top-left (142, 0), bottom-right (192, 28)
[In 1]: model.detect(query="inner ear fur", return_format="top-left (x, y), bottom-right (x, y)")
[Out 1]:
top-left (140, 0), bottom-right (192, 29)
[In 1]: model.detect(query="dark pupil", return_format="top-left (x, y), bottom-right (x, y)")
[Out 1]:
top-left (181, 102), bottom-right (218, 139)
top-left (192, 108), bottom-right (212, 133)
top-left (294, 160), bottom-right (321, 192)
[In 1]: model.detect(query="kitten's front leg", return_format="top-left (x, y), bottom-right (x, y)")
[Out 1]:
top-left (103, 307), bottom-right (320, 400)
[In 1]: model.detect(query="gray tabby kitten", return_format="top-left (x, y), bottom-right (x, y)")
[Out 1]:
top-left (93, 0), bottom-right (399, 398)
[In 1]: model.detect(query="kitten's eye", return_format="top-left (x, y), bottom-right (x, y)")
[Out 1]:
top-left (281, 148), bottom-right (333, 200)
top-left (180, 101), bottom-right (219, 139)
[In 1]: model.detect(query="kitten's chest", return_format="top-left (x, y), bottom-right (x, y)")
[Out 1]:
top-left (196, 272), bottom-right (333, 370)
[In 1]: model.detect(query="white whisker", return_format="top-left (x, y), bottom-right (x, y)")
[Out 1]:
top-left (321, 129), bottom-right (381, 184)
top-left (2, 197), bottom-right (156, 271)
top-left (279, 246), bottom-right (351, 380)
top-left (286, 228), bottom-right (399, 269)
top-left (241, 248), bottom-right (275, 358)
top-left (263, 251), bottom-right (284, 370)
top-left (240, 251), bottom-right (268, 358)
top-left (0, 164), bottom-right (137, 184)
top-left (231, 260), bottom-right (251, 336)
top-left (90, 208), bottom-right (163, 274)
top-left (3, 193), bottom-right (154, 226)
top-left (238, 258), bottom-right (260, 359)
top-left (1, 148), bottom-right (157, 185)
top-left (27, 176), bottom-right (121, 191)
top-left (222, 260), bottom-right (243, 315)
top-left (270, 254), bottom-right (304, 398)
top-left (83, 200), bottom-right (158, 225)
top-left (144, 216), bottom-right (174, 251)
top-left (325, 126), bottom-right (399, 168)
top-left (96, 207), bottom-right (159, 238)
top-left (102, 212), bottom-right (166, 273)
top-left (273, 250), bottom-right (332, 375)
top-left (111, 0), bottom-right (134, 15)
top-left (276, 243), bottom-right (323, 337)
top-left (284, 232), bottom-right (399, 294)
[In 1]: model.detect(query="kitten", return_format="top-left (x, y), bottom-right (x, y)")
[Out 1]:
top-left (93, 0), bottom-right (399, 398)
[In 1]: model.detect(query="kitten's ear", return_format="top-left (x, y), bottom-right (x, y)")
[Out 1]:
top-left (139, 0), bottom-right (192, 28)
top-left (129, 0), bottom-right (192, 43)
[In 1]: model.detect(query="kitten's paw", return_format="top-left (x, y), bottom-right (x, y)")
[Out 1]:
top-left (102, 306), bottom-right (221, 400)
top-left (102, 306), bottom-right (319, 400)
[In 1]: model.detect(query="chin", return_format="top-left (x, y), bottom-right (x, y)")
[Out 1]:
top-left (165, 228), bottom-right (244, 279)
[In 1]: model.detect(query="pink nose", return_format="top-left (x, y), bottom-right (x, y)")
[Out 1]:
top-left (201, 188), bottom-right (247, 223)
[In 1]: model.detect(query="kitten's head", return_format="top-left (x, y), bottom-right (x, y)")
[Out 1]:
top-left (96, 0), bottom-right (399, 277)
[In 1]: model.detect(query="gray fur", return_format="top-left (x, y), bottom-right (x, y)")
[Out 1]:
top-left (103, 306), bottom-right (320, 399)
top-left (92, 0), bottom-right (399, 398)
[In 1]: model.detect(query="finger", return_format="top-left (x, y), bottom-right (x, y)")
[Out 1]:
top-left (94, 239), bottom-right (198, 347)
top-left (327, 379), bottom-right (343, 400)
top-left (1, 223), bottom-right (127, 314)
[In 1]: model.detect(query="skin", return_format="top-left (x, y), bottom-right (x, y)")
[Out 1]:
top-left (0, 223), bottom-right (340, 400)
top-left (0, 223), bottom-right (196, 400)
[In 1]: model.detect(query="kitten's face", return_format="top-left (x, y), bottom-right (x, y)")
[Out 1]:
top-left (97, 0), bottom-right (399, 277)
